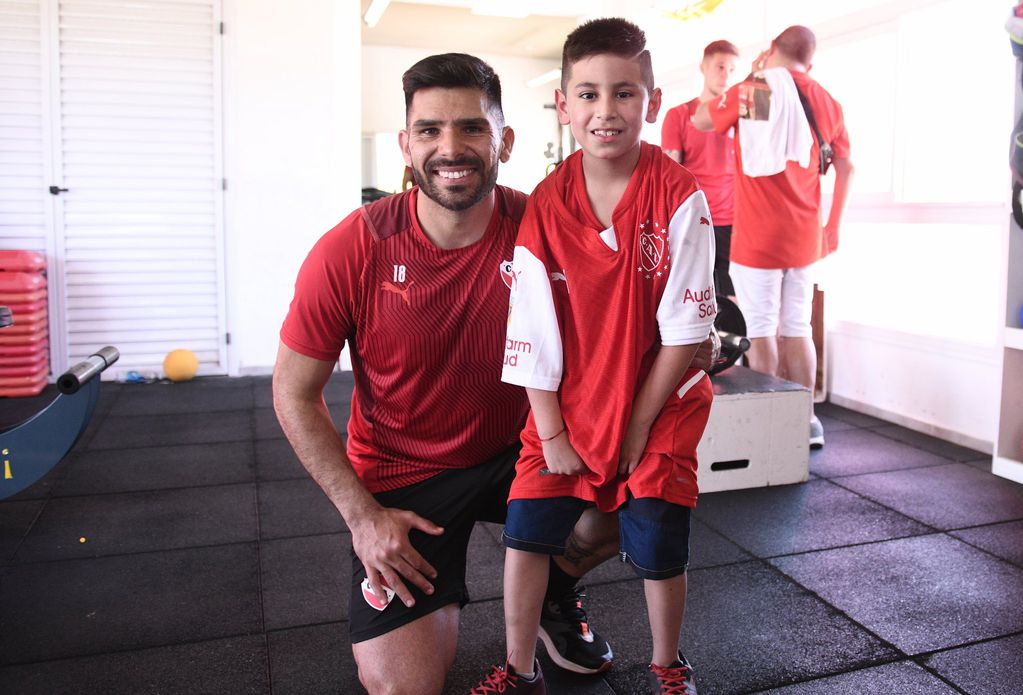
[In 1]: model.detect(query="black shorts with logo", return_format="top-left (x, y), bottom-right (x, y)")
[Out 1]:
top-left (348, 446), bottom-right (518, 643)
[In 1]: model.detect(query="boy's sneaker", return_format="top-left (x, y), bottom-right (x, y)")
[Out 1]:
top-left (810, 415), bottom-right (825, 449)
top-left (538, 585), bottom-right (613, 674)
top-left (648, 651), bottom-right (697, 694)
top-left (469, 660), bottom-right (545, 694)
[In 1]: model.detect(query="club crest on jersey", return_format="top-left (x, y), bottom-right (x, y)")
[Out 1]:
top-left (361, 577), bottom-right (396, 611)
top-left (500, 260), bottom-right (517, 290)
top-left (639, 227), bottom-right (666, 273)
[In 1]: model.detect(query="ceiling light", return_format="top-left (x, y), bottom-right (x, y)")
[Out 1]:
top-left (364, 0), bottom-right (390, 28)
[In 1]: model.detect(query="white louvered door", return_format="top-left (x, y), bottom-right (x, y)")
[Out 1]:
top-left (1, 0), bottom-right (226, 376)
top-left (0, 0), bottom-right (53, 256)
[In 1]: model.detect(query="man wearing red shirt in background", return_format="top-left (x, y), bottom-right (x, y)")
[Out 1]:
top-left (694, 25), bottom-right (854, 448)
top-left (661, 39), bottom-right (740, 298)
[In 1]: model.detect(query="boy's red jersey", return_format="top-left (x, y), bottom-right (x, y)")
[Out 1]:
top-left (502, 143), bottom-right (716, 511)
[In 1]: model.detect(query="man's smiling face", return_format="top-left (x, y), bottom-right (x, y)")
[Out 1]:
top-left (400, 87), bottom-right (511, 212)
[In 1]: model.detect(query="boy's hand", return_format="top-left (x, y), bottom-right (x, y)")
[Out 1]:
top-left (618, 420), bottom-right (651, 476)
top-left (542, 433), bottom-right (587, 475)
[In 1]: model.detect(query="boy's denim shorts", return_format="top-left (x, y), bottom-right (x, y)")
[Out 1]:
top-left (503, 495), bottom-right (691, 580)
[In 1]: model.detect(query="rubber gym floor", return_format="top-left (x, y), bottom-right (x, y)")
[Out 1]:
top-left (1, 373), bottom-right (1022, 694)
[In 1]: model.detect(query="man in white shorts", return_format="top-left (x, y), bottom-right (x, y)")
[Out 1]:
top-left (694, 25), bottom-right (854, 447)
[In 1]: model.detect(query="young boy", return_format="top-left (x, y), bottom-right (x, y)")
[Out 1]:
top-left (661, 39), bottom-right (740, 299)
top-left (470, 17), bottom-right (715, 695)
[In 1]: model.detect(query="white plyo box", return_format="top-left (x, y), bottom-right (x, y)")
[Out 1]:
top-left (696, 366), bottom-right (811, 493)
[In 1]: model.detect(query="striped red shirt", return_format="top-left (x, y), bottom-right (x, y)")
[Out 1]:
top-left (280, 186), bottom-right (529, 492)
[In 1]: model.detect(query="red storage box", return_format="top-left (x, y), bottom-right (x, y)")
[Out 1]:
top-left (0, 370), bottom-right (48, 397)
top-left (0, 349), bottom-right (48, 367)
top-left (2, 317), bottom-right (47, 335)
top-left (0, 355), bottom-right (48, 377)
top-left (0, 251), bottom-right (46, 272)
top-left (0, 336), bottom-right (48, 355)
top-left (0, 289), bottom-right (47, 305)
top-left (0, 272), bottom-right (45, 294)
top-left (0, 329), bottom-right (47, 345)
top-left (2, 298), bottom-right (47, 315)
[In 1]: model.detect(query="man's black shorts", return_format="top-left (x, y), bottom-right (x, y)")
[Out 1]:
top-left (348, 446), bottom-right (518, 643)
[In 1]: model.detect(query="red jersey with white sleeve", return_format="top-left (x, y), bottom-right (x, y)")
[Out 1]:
top-left (280, 186), bottom-right (529, 493)
top-left (708, 69), bottom-right (850, 269)
top-left (502, 143), bottom-right (715, 511)
top-left (661, 98), bottom-right (735, 225)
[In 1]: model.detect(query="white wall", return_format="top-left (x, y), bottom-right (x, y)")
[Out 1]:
top-left (361, 44), bottom-right (561, 197)
top-left (644, 0), bottom-right (1008, 449)
top-left (223, 0), bottom-right (361, 374)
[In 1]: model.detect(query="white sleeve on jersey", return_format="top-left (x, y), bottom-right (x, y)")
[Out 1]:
top-left (657, 190), bottom-right (717, 345)
top-left (501, 245), bottom-right (563, 391)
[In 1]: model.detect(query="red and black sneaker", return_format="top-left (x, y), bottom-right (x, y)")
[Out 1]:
top-left (469, 659), bottom-right (546, 694)
top-left (647, 651), bottom-right (697, 695)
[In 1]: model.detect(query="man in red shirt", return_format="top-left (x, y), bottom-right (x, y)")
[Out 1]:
top-left (661, 39), bottom-right (739, 297)
top-left (274, 53), bottom-right (716, 694)
top-left (694, 25), bottom-right (854, 447)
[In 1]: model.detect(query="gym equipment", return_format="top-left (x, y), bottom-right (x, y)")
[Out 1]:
top-left (709, 295), bottom-right (751, 376)
top-left (0, 257), bottom-right (50, 397)
top-left (0, 346), bottom-right (119, 500)
top-left (698, 295), bottom-right (810, 492)
top-left (163, 348), bottom-right (199, 382)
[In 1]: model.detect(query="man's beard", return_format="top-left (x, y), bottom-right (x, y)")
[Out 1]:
top-left (411, 155), bottom-right (499, 212)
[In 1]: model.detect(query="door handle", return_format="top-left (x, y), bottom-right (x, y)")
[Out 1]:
top-left (48, 185), bottom-right (68, 195)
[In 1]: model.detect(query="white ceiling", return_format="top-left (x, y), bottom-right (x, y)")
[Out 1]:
top-left (359, 1), bottom-right (583, 60)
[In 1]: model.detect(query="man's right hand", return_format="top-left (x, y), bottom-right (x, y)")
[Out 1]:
top-left (350, 506), bottom-right (444, 609)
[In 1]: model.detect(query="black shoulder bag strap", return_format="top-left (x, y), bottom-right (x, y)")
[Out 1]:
top-left (793, 83), bottom-right (834, 175)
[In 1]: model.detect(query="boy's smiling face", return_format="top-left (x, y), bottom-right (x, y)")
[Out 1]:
top-left (556, 53), bottom-right (661, 164)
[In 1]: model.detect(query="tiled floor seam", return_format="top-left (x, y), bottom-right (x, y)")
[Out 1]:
top-left (264, 618), bottom-right (350, 638)
top-left (911, 657), bottom-right (975, 695)
top-left (3, 493), bottom-right (54, 572)
top-left (823, 475), bottom-right (949, 529)
top-left (940, 531), bottom-right (1023, 570)
top-left (3, 538), bottom-right (262, 568)
top-left (755, 555), bottom-right (911, 664)
top-left (47, 478), bottom-right (265, 500)
top-left (74, 385), bottom-right (124, 451)
top-left (742, 654), bottom-right (970, 695)
top-left (83, 434), bottom-right (259, 453)
top-left (250, 420), bottom-right (277, 695)
top-left (0, 631), bottom-right (269, 671)
top-left (692, 492), bottom-right (942, 561)
top-left (816, 458), bottom-right (971, 482)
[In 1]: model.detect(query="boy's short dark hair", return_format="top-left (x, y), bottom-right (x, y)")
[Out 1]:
top-left (703, 39), bottom-right (739, 59)
top-left (560, 18), bottom-right (654, 93)
top-left (401, 53), bottom-right (504, 126)
top-left (773, 25), bottom-right (816, 65)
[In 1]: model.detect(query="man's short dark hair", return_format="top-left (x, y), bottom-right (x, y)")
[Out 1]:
top-left (773, 25), bottom-right (816, 65)
top-left (560, 17), bottom-right (654, 93)
top-left (401, 53), bottom-right (504, 125)
top-left (703, 39), bottom-right (739, 60)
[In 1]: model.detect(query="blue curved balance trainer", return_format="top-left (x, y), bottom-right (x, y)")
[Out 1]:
top-left (0, 346), bottom-right (119, 500)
